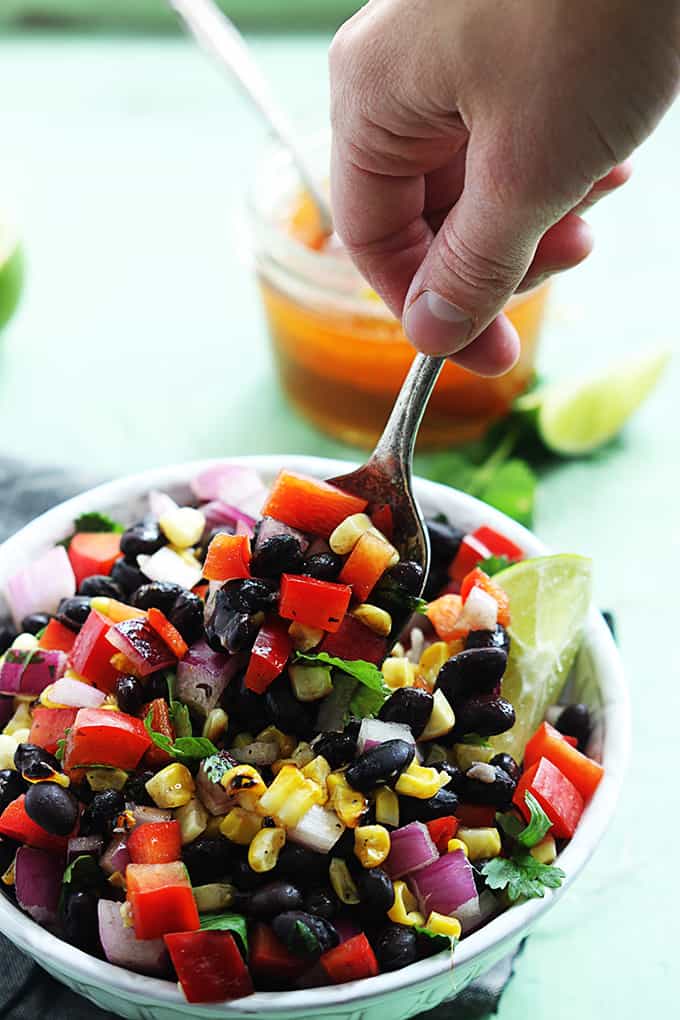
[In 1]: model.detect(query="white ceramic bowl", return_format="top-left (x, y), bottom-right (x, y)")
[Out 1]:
top-left (0, 456), bottom-right (629, 1020)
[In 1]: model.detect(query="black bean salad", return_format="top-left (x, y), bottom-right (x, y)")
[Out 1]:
top-left (0, 465), bottom-right (604, 1003)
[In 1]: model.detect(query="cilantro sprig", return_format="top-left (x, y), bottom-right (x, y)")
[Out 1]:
top-left (199, 912), bottom-right (248, 954)
top-left (294, 651), bottom-right (390, 717)
top-left (497, 791), bottom-right (553, 849)
top-left (481, 854), bottom-right (565, 902)
top-left (144, 710), bottom-right (217, 763)
top-left (477, 555), bottom-right (512, 577)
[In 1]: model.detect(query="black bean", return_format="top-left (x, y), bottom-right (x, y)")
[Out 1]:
top-left (131, 581), bottom-right (184, 614)
top-left (329, 827), bottom-right (358, 864)
top-left (357, 867), bottom-right (394, 914)
top-left (0, 769), bottom-right (25, 813)
top-left (120, 519), bottom-right (167, 559)
top-left (426, 518), bottom-right (465, 564)
top-left (303, 886), bottom-right (339, 920)
top-left (24, 782), bottom-right (78, 836)
top-left (465, 625), bottom-right (511, 655)
top-left (14, 744), bottom-right (61, 781)
top-left (80, 789), bottom-right (125, 835)
top-left (276, 844), bottom-right (327, 889)
top-left (373, 923), bottom-right (418, 972)
top-left (378, 688), bottom-right (434, 739)
top-left (0, 625), bottom-right (18, 654)
top-left (200, 526), bottom-right (235, 561)
top-left (206, 610), bottom-right (256, 654)
top-left (555, 703), bottom-right (592, 752)
top-left (144, 671), bottom-right (171, 703)
top-left (111, 557), bottom-right (148, 596)
top-left (311, 731), bottom-right (357, 770)
top-left (0, 835), bottom-right (19, 875)
top-left (249, 881), bottom-right (304, 918)
top-left (271, 911), bottom-right (339, 958)
top-left (265, 678), bottom-right (316, 738)
top-left (459, 766), bottom-right (516, 808)
top-left (183, 838), bottom-right (234, 886)
top-left (115, 675), bottom-right (145, 715)
top-left (302, 553), bottom-right (343, 582)
top-left (20, 612), bottom-right (52, 636)
top-left (62, 890), bottom-right (102, 953)
top-left (123, 770), bottom-right (157, 807)
top-left (489, 753), bottom-right (520, 784)
top-left (385, 561), bottom-right (424, 596)
top-left (78, 575), bottom-right (124, 599)
top-left (436, 648), bottom-right (507, 703)
top-left (223, 679), bottom-right (269, 735)
top-left (345, 740), bottom-right (415, 793)
top-left (167, 589), bottom-right (204, 646)
top-left (432, 761), bottom-right (465, 794)
top-left (399, 787), bottom-right (459, 824)
top-left (217, 579), bottom-right (278, 614)
top-left (455, 695), bottom-right (515, 737)
top-left (230, 853), bottom-right (268, 891)
top-left (57, 596), bottom-right (92, 631)
top-left (251, 534), bottom-right (305, 579)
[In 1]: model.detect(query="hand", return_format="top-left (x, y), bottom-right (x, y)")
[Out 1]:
top-left (330, 0), bottom-right (679, 374)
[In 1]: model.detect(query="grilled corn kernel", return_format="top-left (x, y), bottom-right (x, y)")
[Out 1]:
top-left (204, 814), bottom-right (226, 839)
top-left (258, 765), bottom-right (322, 826)
top-left (288, 622), bottom-right (325, 652)
top-left (176, 798), bottom-right (209, 845)
top-left (329, 857), bottom-right (360, 904)
top-left (202, 708), bottom-right (228, 743)
top-left (447, 838), bottom-right (469, 856)
top-left (248, 825), bottom-right (285, 873)
top-left (329, 513), bottom-right (373, 554)
top-left (89, 597), bottom-right (146, 622)
top-left (291, 741), bottom-right (315, 768)
top-left (11, 633), bottom-right (39, 651)
top-left (0, 735), bottom-right (19, 771)
top-left (289, 663), bottom-right (333, 702)
top-left (145, 763), bottom-right (196, 809)
top-left (159, 506), bottom-right (206, 549)
top-left (456, 827), bottom-right (501, 861)
top-left (232, 731), bottom-right (255, 749)
top-left (382, 657), bottom-right (416, 690)
top-left (193, 882), bottom-right (235, 913)
top-left (256, 726), bottom-right (296, 758)
top-left (270, 757), bottom-right (296, 776)
top-left (354, 824), bottom-right (391, 868)
top-left (2, 702), bottom-right (32, 736)
top-left (1, 855), bottom-right (16, 886)
top-left (388, 881), bottom-right (425, 927)
top-left (418, 641), bottom-right (451, 687)
top-left (327, 772), bottom-right (368, 828)
top-left (530, 835), bottom-right (557, 865)
top-left (419, 689), bottom-right (456, 741)
top-left (220, 806), bottom-right (263, 845)
top-left (395, 761), bottom-right (442, 799)
top-left (86, 768), bottom-right (128, 792)
top-left (351, 604), bottom-right (392, 637)
top-left (302, 756), bottom-right (331, 802)
top-left (375, 787), bottom-right (399, 828)
top-left (454, 744), bottom-right (496, 770)
top-left (425, 912), bottom-right (462, 939)
top-left (220, 765), bottom-right (267, 811)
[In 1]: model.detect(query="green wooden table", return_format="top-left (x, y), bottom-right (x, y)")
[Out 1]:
top-left (0, 32), bottom-right (678, 1019)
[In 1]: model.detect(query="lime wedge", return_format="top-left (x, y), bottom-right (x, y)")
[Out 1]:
top-left (0, 218), bottom-right (24, 333)
top-left (490, 554), bottom-right (592, 762)
top-left (516, 348), bottom-right (670, 455)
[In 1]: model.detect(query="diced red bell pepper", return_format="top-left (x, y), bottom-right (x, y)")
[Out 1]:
top-left (426, 594), bottom-right (463, 642)
top-left (250, 924), bottom-right (308, 982)
top-left (426, 816), bottom-right (459, 854)
top-left (449, 534), bottom-right (491, 584)
top-left (140, 698), bottom-right (175, 768)
top-left (524, 722), bottom-right (604, 802)
top-left (203, 533), bottom-right (251, 583)
top-left (128, 821), bottom-right (181, 865)
top-left (471, 526), bottom-right (524, 563)
top-left (339, 531), bottom-right (395, 603)
top-left (146, 607), bottom-right (188, 659)
top-left (164, 930), bottom-right (253, 1003)
top-left (68, 532), bottom-right (122, 588)
top-left (69, 609), bottom-right (121, 693)
top-left (262, 471), bottom-right (368, 539)
top-left (245, 617), bottom-right (293, 694)
top-left (279, 574), bottom-right (351, 634)
top-left (455, 803), bottom-right (497, 828)
top-left (0, 795), bottom-right (71, 853)
top-left (370, 504), bottom-right (393, 541)
top-left (319, 932), bottom-right (379, 984)
top-left (38, 618), bottom-right (77, 654)
top-left (28, 706), bottom-right (78, 755)
top-left (64, 707), bottom-right (152, 771)
top-left (318, 614), bottom-right (387, 665)
top-left (513, 756), bottom-right (584, 839)
top-left (127, 861), bottom-right (200, 941)
top-left (460, 568), bottom-right (511, 627)
top-left (562, 734), bottom-right (578, 748)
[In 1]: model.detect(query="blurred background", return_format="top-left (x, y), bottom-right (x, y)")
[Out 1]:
top-left (0, 2), bottom-right (677, 1018)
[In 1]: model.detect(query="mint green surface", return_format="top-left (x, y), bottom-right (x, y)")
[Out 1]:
top-left (0, 32), bottom-right (678, 1018)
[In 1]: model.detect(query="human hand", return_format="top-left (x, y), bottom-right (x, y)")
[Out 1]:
top-left (330, 0), bottom-right (679, 374)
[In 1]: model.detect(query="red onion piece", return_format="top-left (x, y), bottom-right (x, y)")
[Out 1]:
top-left (235, 518), bottom-right (254, 539)
top-left (5, 545), bottom-right (76, 629)
top-left (99, 833), bottom-right (130, 876)
top-left (98, 900), bottom-right (170, 976)
top-left (453, 894), bottom-right (482, 933)
top-left (15, 846), bottom-right (64, 926)
top-left (384, 822), bottom-right (439, 880)
top-left (191, 464), bottom-right (266, 517)
top-left (253, 516), bottom-right (310, 555)
top-left (107, 618), bottom-right (175, 677)
top-left (50, 676), bottom-right (106, 709)
top-left (0, 648), bottom-right (67, 696)
top-left (201, 500), bottom-right (256, 535)
top-left (148, 491), bottom-right (178, 518)
top-left (357, 718), bottom-right (415, 754)
top-left (176, 642), bottom-right (242, 717)
top-left (408, 850), bottom-right (477, 918)
top-left (127, 805), bottom-right (173, 826)
top-left (67, 836), bottom-right (105, 863)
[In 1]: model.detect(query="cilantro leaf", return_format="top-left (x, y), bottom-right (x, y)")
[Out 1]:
top-left (478, 459), bottom-right (536, 529)
top-left (499, 791), bottom-right (552, 849)
top-left (477, 555), bottom-right (511, 577)
top-left (372, 573), bottom-right (429, 619)
top-left (73, 511), bottom-right (124, 534)
top-left (144, 710), bottom-right (217, 763)
top-left (413, 924), bottom-right (457, 954)
top-left (199, 912), bottom-right (248, 954)
top-left (295, 652), bottom-right (390, 718)
top-left (459, 733), bottom-right (492, 748)
top-left (62, 854), bottom-right (103, 889)
top-left (481, 854), bottom-right (565, 902)
top-left (166, 672), bottom-right (192, 738)
top-left (55, 729), bottom-right (70, 763)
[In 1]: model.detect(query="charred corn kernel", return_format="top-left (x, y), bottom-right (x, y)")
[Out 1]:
top-left (395, 761), bottom-right (442, 799)
top-left (145, 763), bottom-right (195, 809)
top-left (289, 663), bottom-right (333, 702)
top-left (202, 708), bottom-right (228, 743)
top-left (0, 735), bottom-right (19, 771)
top-left (3, 702), bottom-right (33, 736)
top-left (354, 824), bottom-right (391, 868)
top-left (220, 765), bottom-right (267, 811)
top-left (233, 731), bottom-right (255, 749)
top-left (382, 657), bottom-right (416, 690)
top-left (1, 855), bottom-right (16, 886)
top-left (205, 814), bottom-right (226, 839)
top-left (447, 838), bottom-right (469, 856)
top-left (120, 901), bottom-right (134, 927)
top-left (302, 756), bottom-right (331, 801)
top-left (256, 726), bottom-right (296, 758)
top-left (248, 825), bottom-right (285, 873)
top-left (329, 513), bottom-right (373, 554)
top-left (426, 912), bottom-right (462, 939)
top-left (108, 871), bottom-right (127, 891)
top-left (375, 787), bottom-right (399, 828)
top-left (530, 835), bottom-right (557, 865)
top-left (288, 622), bottom-right (324, 652)
top-left (11, 633), bottom-right (39, 651)
top-left (418, 642), bottom-right (451, 686)
top-left (176, 798), bottom-right (209, 845)
top-left (351, 604), bottom-right (392, 637)
top-left (454, 744), bottom-right (495, 770)
top-left (220, 806), bottom-right (263, 845)
top-left (419, 689), bottom-right (456, 741)
top-left (329, 857), bottom-right (360, 904)
top-left (388, 881), bottom-right (425, 927)
top-left (193, 883), bottom-right (235, 913)
top-left (258, 765), bottom-right (322, 826)
top-left (86, 768), bottom-right (128, 792)
top-left (328, 772), bottom-right (368, 828)
top-left (159, 506), bottom-right (206, 549)
top-left (90, 597), bottom-right (145, 622)
top-left (456, 827), bottom-right (502, 861)
top-left (291, 741), bottom-right (315, 768)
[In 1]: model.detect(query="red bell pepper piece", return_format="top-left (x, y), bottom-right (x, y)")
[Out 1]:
top-left (0, 795), bottom-right (71, 853)
top-left (562, 734), bottom-right (578, 748)
top-left (460, 568), bottom-right (511, 627)
top-left (127, 861), bottom-right (200, 941)
top-left (449, 534), bottom-right (491, 584)
top-left (339, 531), bottom-right (395, 603)
top-left (164, 930), bottom-right (253, 1003)
top-left (128, 821), bottom-right (182, 865)
top-left (38, 618), bottom-right (77, 654)
top-left (245, 617), bottom-right (293, 694)
top-left (279, 574), bottom-right (351, 634)
top-left (319, 933), bottom-right (379, 984)
top-left (471, 526), bottom-right (524, 563)
top-left (69, 609), bottom-right (121, 693)
top-left (426, 816), bottom-right (459, 854)
top-left (455, 803), bottom-right (497, 828)
top-left (513, 756), bottom-right (584, 839)
top-left (318, 614), bottom-right (387, 665)
top-left (28, 706), bottom-right (78, 755)
top-left (262, 471), bottom-right (368, 539)
top-left (68, 532), bottom-right (121, 588)
top-left (524, 722), bottom-right (604, 802)
top-left (203, 533), bottom-right (251, 583)
top-left (426, 594), bottom-right (463, 642)
top-left (146, 608), bottom-right (188, 659)
top-left (140, 698), bottom-right (175, 768)
top-left (250, 924), bottom-right (308, 982)
top-left (64, 707), bottom-right (152, 771)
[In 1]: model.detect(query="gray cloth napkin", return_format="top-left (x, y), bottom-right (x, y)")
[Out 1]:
top-left (0, 457), bottom-right (525, 1019)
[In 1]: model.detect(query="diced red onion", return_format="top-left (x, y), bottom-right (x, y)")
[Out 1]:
top-left (408, 850), bottom-right (477, 917)
top-left (98, 900), bottom-right (170, 976)
top-left (357, 718), bottom-right (415, 754)
top-left (201, 500), bottom-right (256, 536)
top-left (0, 649), bottom-right (67, 696)
top-left (67, 836), bottom-right (104, 863)
top-left (148, 491), bottom-right (178, 518)
top-left (99, 833), bottom-right (130, 876)
top-left (176, 642), bottom-right (243, 717)
top-left (235, 517), bottom-right (254, 539)
top-left (50, 676), bottom-right (106, 709)
top-left (459, 587), bottom-right (498, 632)
top-left (254, 517), bottom-right (310, 555)
top-left (5, 545), bottom-right (76, 629)
top-left (384, 821), bottom-right (439, 880)
top-left (127, 805), bottom-right (173, 826)
top-left (454, 894), bottom-right (482, 933)
top-left (196, 759), bottom-right (235, 816)
top-left (229, 741), bottom-right (279, 766)
top-left (461, 890), bottom-right (499, 935)
top-left (191, 464), bottom-right (267, 517)
top-left (15, 846), bottom-right (64, 926)
top-left (107, 618), bottom-right (176, 677)
top-left (287, 805), bottom-right (346, 854)
top-left (136, 547), bottom-right (202, 590)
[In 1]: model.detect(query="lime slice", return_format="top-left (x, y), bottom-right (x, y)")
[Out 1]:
top-left (516, 348), bottom-right (670, 455)
top-left (0, 218), bottom-right (24, 333)
top-left (490, 554), bottom-right (592, 762)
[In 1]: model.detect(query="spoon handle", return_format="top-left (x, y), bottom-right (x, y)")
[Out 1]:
top-left (372, 353), bottom-right (446, 472)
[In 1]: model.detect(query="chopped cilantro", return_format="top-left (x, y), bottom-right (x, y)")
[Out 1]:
top-left (414, 924), bottom-right (456, 954)
top-left (199, 911), bottom-right (248, 954)
top-left (295, 651), bottom-right (390, 717)
top-left (459, 733), bottom-right (492, 748)
top-left (497, 791), bottom-right (552, 849)
top-left (482, 854), bottom-right (565, 902)
top-left (477, 554), bottom-right (511, 576)
top-left (73, 512), bottom-right (124, 534)
top-left (144, 710), bottom-right (217, 763)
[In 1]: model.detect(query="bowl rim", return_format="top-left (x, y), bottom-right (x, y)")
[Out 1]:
top-left (0, 455), bottom-right (630, 1015)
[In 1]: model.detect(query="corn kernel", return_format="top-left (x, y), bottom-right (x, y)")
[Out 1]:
top-left (454, 744), bottom-right (496, 770)
top-left (389, 642), bottom-right (406, 658)
top-left (159, 506), bottom-right (206, 549)
top-left (289, 663), bottom-right (333, 702)
top-left (232, 731), bottom-right (255, 749)
top-left (291, 741), bottom-right (315, 768)
top-left (256, 726), bottom-right (296, 758)
top-left (120, 901), bottom-right (134, 927)
top-left (220, 764), bottom-right (267, 811)
top-left (0, 735), bottom-right (19, 771)
top-left (270, 757), bottom-right (296, 775)
top-left (202, 708), bottom-right (228, 743)
top-left (419, 689), bottom-right (456, 741)
top-left (354, 824), bottom-right (391, 868)
top-left (425, 912), bottom-right (462, 939)
top-left (329, 857), bottom-right (360, 904)
top-left (110, 653), bottom-right (143, 677)
top-left (2, 702), bottom-right (32, 736)
top-left (145, 763), bottom-right (195, 809)
top-left (90, 597), bottom-right (146, 622)
top-left (382, 657), bottom-right (416, 690)
top-left (327, 772), bottom-right (368, 828)
top-left (530, 835), bottom-right (557, 865)
top-left (329, 513), bottom-right (373, 554)
top-left (447, 838), bottom-right (469, 856)
top-left (418, 642), bottom-right (451, 687)
top-left (457, 827), bottom-right (502, 860)
top-left (220, 807), bottom-right (263, 845)
top-left (86, 768), bottom-right (128, 792)
top-left (388, 880), bottom-right (425, 927)
top-left (204, 814), bottom-right (226, 839)
top-left (395, 761), bottom-right (442, 799)
top-left (1, 855), bottom-right (16, 886)
top-left (248, 826), bottom-right (285, 873)
top-left (288, 622), bottom-right (325, 652)
top-left (351, 604), bottom-right (392, 637)
top-left (302, 756), bottom-right (331, 802)
top-left (375, 787), bottom-right (399, 828)
top-left (193, 883), bottom-right (235, 913)
top-left (176, 798), bottom-right (209, 845)
top-left (12, 728), bottom-right (30, 745)
top-left (258, 765), bottom-right (322, 826)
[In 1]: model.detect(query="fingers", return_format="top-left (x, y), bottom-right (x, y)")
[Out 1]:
top-left (573, 159), bottom-right (633, 213)
top-left (449, 314), bottom-right (521, 376)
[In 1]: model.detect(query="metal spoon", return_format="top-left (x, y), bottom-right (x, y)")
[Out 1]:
top-left (169, 0), bottom-right (333, 235)
top-left (327, 354), bottom-right (445, 592)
